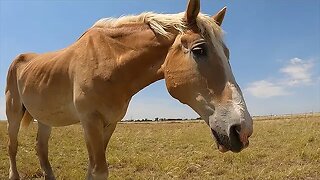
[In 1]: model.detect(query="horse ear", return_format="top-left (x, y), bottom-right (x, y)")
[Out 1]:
top-left (212, 7), bottom-right (227, 26)
top-left (185, 0), bottom-right (200, 24)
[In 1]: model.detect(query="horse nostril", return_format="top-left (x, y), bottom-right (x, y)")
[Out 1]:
top-left (230, 124), bottom-right (241, 137)
top-left (230, 124), bottom-right (240, 136)
top-left (235, 125), bottom-right (241, 135)
top-left (229, 124), bottom-right (243, 152)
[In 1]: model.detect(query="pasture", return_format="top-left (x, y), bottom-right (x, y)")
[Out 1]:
top-left (0, 116), bottom-right (319, 179)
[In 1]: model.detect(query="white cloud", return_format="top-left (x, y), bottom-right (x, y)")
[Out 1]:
top-left (245, 57), bottom-right (316, 99)
top-left (280, 58), bottom-right (313, 86)
top-left (245, 80), bottom-right (290, 98)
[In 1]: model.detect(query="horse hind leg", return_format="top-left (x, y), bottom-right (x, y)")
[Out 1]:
top-left (6, 53), bottom-right (36, 179)
top-left (7, 97), bottom-right (54, 180)
top-left (6, 91), bottom-right (24, 180)
top-left (36, 122), bottom-right (55, 180)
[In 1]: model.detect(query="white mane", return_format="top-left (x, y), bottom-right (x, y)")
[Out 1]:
top-left (93, 12), bottom-right (226, 60)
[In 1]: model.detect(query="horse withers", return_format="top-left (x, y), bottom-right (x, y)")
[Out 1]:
top-left (5, 0), bottom-right (253, 179)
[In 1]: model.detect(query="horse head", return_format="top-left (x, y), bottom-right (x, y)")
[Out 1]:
top-left (163, 0), bottom-right (253, 152)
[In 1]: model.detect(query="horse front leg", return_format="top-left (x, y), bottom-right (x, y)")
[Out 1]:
top-left (85, 123), bottom-right (116, 180)
top-left (85, 137), bottom-right (94, 180)
top-left (82, 117), bottom-right (109, 180)
top-left (103, 123), bottom-right (117, 151)
top-left (36, 122), bottom-right (55, 180)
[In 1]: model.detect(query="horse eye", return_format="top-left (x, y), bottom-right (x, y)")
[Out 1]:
top-left (191, 44), bottom-right (207, 57)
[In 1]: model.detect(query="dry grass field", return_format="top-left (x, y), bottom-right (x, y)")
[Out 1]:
top-left (0, 116), bottom-right (319, 179)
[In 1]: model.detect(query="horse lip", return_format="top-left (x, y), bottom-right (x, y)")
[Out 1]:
top-left (218, 144), bottom-right (229, 153)
top-left (210, 128), bottom-right (229, 152)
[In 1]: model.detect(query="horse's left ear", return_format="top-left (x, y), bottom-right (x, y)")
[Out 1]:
top-left (185, 0), bottom-right (200, 24)
top-left (212, 7), bottom-right (227, 26)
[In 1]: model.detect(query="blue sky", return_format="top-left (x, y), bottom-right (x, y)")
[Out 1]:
top-left (0, 0), bottom-right (319, 120)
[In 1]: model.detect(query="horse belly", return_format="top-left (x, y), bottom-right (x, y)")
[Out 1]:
top-left (19, 77), bottom-right (79, 126)
top-left (24, 98), bottom-right (80, 127)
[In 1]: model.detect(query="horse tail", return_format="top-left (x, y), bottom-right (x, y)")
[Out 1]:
top-left (21, 107), bottom-right (33, 128)
top-left (6, 53), bottom-right (36, 129)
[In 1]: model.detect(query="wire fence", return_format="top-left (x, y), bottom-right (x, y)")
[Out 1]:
top-left (253, 112), bottom-right (320, 121)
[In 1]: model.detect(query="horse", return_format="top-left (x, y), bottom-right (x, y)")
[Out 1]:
top-left (5, 0), bottom-right (253, 179)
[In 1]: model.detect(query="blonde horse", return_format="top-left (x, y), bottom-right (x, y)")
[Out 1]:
top-left (6, 0), bottom-right (253, 179)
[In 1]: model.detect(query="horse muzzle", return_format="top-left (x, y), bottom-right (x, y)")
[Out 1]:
top-left (211, 123), bottom-right (251, 153)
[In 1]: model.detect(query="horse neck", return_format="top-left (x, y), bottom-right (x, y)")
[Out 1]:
top-left (92, 24), bottom-right (175, 97)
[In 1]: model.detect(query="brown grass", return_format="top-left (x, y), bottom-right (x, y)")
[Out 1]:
top-left (0, 117), bottom-right (319, 179)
